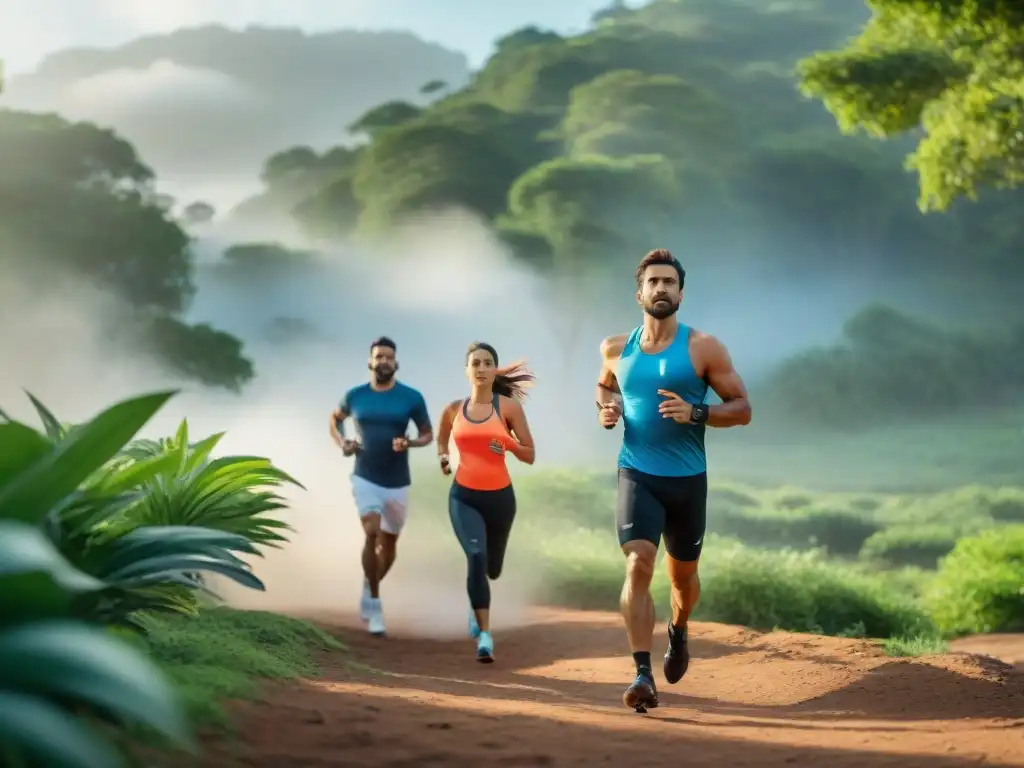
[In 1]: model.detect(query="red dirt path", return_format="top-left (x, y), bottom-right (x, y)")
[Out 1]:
top-left (195, 609), bottom-right (1024, 767)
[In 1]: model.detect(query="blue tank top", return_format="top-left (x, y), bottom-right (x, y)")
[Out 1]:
top-left (616, 324), bottom-right (709, 477)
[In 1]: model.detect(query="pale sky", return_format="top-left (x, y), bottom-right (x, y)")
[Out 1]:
top-left (1, 0), bottom-right (632, 74)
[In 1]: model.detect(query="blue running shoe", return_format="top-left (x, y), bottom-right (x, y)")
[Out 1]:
top-left (468, 608), bottom-right (481, 640)
top-left (622, 669), bottom-right (659, 712)
top-left (476, 631), bottom-right (494, 663)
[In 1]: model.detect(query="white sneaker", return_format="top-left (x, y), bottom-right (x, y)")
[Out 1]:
top-left (367, 598), bottom-right (386, 637)
top-left (359, 580), bottom-right (372, 623)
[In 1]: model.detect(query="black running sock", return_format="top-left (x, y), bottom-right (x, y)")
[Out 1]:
top-left (633, 651), bottom-right (652, 675)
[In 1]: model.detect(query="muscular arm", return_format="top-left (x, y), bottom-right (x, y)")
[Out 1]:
top-left (701, 336), bottom-right (752, 428)
top-left (596, 334), bottom-right (626, 411)
top-left (435, 400), bottom-right (460, 457)
top-left (503, 398), bottom-right (536, 465)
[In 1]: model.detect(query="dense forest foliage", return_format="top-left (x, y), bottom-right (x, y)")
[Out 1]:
top-left (5, 0), bottom-right (1023, 427)
top-left (232, 0), bottom-right (1024, 427)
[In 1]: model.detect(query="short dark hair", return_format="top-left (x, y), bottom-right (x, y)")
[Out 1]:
top-left (369, 336), bottom-right (396, 352)
top-left (635, 248), bottom-right (685, 288)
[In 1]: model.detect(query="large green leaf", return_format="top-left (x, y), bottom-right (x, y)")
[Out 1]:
top-left (0, 621), bottom-right (195, 750)
top-left (99, 526), bottom-right (259, 575)
top-left (104, 553), bottom-right (265, 591)
top-left (85, 452), bottom-right (181, 497)
top-left (0, 522), bottom-right (103, 623)
top-left (0, 691), bottom-right (125, 768)
top-left (128, 454), bottom-right (299, 546)
top-left (0, 422), bottom-right (53, 492)
top-left (0, 391), bottom-right (176, 524)
top-left (182, 431), bottom-right (223, 474)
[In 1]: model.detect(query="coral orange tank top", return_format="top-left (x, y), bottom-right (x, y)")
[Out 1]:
top-left (451, 393), bottom-right (513, 491)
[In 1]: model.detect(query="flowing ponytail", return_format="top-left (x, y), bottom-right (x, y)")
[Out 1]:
top-left (466, 342), bottom-right (536, 401)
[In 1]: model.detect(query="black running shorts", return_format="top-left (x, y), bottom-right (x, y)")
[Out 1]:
top-left (616, 467), bottom-right (708, 561)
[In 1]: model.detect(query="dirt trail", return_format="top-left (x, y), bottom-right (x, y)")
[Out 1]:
top-left (198, 609), bottom-right (1024, 767)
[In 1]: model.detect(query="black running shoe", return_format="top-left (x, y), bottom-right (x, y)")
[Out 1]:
top-left (663, 622), bottom-right (690, 684)
top-left (622, 669), bottom-right (659, 712)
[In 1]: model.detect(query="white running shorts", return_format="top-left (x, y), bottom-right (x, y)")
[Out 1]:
top-left (350, 474), bottom-right (410, 535)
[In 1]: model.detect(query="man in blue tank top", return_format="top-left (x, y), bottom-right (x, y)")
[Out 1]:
top-left (596, 248), bottom-right (752, 712)
top-left (329, 336), bottom-right (433, 637)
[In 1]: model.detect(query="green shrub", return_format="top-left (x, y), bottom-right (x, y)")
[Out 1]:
top-left (859, 524), bottom-right (961, 569)
top-left (695, 545), bottom-right (933, 639)
top-left (772, 489), bottom-right (814, 510)
top-left (532, 529), bottom-right (931, 640)
top-left (848, 496), bottom-right (882, 512)
top-left (709, 505), bottom-right (879, 556)
top-left (924, 526), bottom-right (1024, 636)
top-left (708, 485), bottom-right (761, 509)
top-left (987, 489), bottom-right (1024, 522)
top-left (878, 485), bottom-right (1024, 528)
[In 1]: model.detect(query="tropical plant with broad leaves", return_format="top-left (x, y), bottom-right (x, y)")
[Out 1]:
top-left (2, 390), bottom-right (301, 629)
top-left (0, 391), bottom-right (211, 767)
top-left (117, 418), bottom-right (301, 549)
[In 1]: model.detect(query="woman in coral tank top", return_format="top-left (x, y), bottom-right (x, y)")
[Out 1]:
top-left (435, 342), bottom-right (536, 663)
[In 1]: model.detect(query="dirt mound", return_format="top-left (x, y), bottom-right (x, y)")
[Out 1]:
top-left (196, 609), bottom-right (1024, 767)
top-left (951, 634), bottom-right (1024, 672)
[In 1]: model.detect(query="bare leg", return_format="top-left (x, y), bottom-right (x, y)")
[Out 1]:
top-left (663, 553), bottom-right (700, 684)
top-left (360, 515), bottom-right (382, 598)
top-left (376, 532), bottom-right (398, 584)
top-left (620, 540), bottom-right (658, 654)
top-left (620, 540), bottom-right (659, 710)
top-left (666, 554), bottom-right (700, 628)
top-left (475, 608), bottom-right (490, 633)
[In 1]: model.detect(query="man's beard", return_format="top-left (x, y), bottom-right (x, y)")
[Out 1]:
top-left (643, 297), bottom-right (680, 320)
top-left (372, 366), bottom-right (396, 383)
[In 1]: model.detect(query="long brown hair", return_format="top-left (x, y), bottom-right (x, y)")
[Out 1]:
top-left (466, 342), bottom-right (535, 401)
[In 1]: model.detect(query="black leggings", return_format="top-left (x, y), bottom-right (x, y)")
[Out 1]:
top-left (448, 481), bottom-right (517, 611)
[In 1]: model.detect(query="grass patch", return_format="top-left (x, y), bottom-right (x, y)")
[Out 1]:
top-left (141, 607), bottom-right (343, 725)
top-left (882, 634), bottom-right (950, 657)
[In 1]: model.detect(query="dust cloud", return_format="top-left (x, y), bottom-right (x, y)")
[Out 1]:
top-left (2, 197), bottom-right (943, 635)
top-left (1, 210), bottom-right (603, 639)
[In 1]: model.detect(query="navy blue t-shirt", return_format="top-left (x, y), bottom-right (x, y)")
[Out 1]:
top-left (339, 382), bottom-right (431, 488)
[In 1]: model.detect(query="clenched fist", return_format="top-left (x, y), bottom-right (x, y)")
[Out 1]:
top-left (598, 401), bottom-right (622, 429)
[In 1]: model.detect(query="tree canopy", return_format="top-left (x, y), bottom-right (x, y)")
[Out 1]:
top-left (213, 0), bottom-right (1024, 427)
top-left (798, 0), bottom-right (1024, 212)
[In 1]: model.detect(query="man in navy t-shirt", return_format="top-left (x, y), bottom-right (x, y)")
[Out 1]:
top-left (329, 336), bottom-right (433, 636)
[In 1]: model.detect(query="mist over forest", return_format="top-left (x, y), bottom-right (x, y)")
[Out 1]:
top-left (4, 0), bottom-right (1024, 489)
